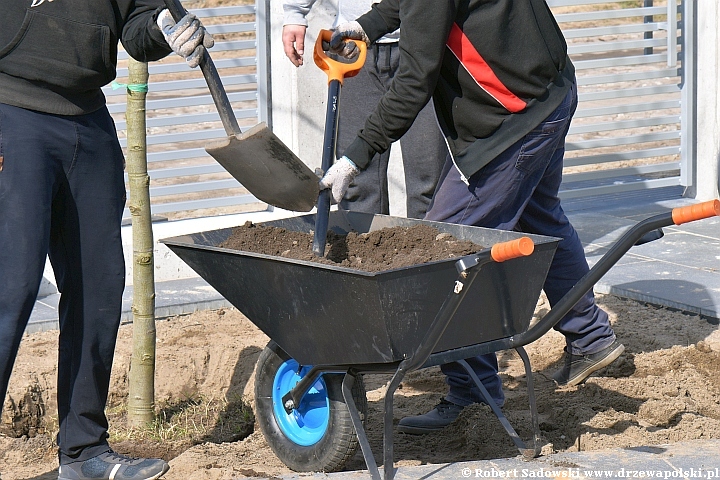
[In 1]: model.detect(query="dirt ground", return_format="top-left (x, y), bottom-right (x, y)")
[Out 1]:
top-left (2, 289), bottom-right (720, 479)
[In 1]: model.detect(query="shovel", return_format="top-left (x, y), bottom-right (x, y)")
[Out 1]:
top-left (162, 0), bottom-right (319, 212)
top-left (311, 30), bottom-right (367, 256)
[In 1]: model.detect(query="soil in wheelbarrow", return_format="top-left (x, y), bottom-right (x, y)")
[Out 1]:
top-left (219, 221), bottom-right (485, 272)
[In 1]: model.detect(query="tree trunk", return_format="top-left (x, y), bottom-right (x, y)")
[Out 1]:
top-left (125, 58), bottom-right (157, 426)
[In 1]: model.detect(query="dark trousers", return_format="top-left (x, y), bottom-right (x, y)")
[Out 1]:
top-left (0, 103), bottom-right (126, 464)
top-left (337, 42), bottom-right (447, 219)
top-left (424, 82), bottom-right (615, 406)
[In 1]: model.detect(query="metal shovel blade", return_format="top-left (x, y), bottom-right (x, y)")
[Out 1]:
top-left (205, 123), bottom-right (319, 212)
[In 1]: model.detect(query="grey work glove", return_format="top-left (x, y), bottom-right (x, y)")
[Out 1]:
top-left (328, 21), bottom-right (370, 59)
top-left (157, 9), bottom-right (214, 68)
top-left (318, 156), bottom-right (360, 203)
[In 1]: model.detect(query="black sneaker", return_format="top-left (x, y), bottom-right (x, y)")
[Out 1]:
top-left (552, 339), bottom-right (625, 387)
top-left (58, 451), bottom-right (169, 480)
top-left (397, 399), bottom-right (465, 434)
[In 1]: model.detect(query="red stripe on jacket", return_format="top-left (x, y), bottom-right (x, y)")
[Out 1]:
top-left (446, 23), bottom-right (527, 113)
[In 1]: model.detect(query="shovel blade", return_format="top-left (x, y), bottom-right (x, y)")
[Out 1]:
top-left (205, 123), bottom-right (319, 212)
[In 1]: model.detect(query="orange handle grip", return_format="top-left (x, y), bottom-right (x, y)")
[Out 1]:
top-left (671, 199), bottom-right (720, 225)
top-left (313, 29), bottom-right (367, 84)
top-left (490, 237), bottom-right (535, 263)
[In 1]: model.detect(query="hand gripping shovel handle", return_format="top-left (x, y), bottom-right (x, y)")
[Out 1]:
top-left (311, 30), bottom-right (367, 256)
top-left (163, 0), bottom-right (241, 136)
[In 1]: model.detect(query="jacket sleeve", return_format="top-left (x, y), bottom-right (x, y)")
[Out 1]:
top-left (120, 1), bottom-right (173, 63)
top-left (357, 0), bottom-right (401, 43)
top-left (345, 0), bottom-right (455, 169)
top-left (283, 0), bottom-right (319, 26)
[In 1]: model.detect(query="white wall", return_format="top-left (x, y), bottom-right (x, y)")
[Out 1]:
top-left (269, 0), bottom-right (407, 216)
top-left (693, 1), bottom-right (720, 201)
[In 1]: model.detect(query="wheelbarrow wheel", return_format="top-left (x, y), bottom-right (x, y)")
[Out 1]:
top-left (254, 341), bottom-right (367, 473)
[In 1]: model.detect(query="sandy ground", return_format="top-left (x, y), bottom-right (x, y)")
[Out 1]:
top-left (2, 292), bottom-right (720, 480)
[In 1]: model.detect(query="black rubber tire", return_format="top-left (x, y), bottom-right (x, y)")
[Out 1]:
top-left (254, 341), bottom-right (367, 473)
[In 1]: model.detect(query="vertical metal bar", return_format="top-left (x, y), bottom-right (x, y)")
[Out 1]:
top-left (457, 359), bottom-right (537, 458)
top-left (255, 0), bottom-right (272, 127)
top-left (515, 346), bottom-right (542, 458)
top-left (644, 0), bottom-right (654, 55)
top-left (680, 0), bottom-right (695, 188)
top-left (341, 375), bottom-right (381, 480)
top-left (667, 0), bottom-right (678, 67)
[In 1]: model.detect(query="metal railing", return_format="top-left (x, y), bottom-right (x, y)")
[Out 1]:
top-left (548, 0), bottom-right (688, 199)
top-left (112, 1), bottom-right (691, 217)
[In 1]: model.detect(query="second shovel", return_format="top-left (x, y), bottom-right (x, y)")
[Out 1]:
top-left (312, 30), bottom-right (367, 256)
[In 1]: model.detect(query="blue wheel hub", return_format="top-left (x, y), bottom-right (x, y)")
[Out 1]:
top-left (272, 359), bottom-right (330, 446)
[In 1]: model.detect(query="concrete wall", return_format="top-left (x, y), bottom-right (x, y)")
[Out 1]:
top-left (693, 1), bottom-right (720, 201)
top-left (269, 0), bottom-right (408, 216)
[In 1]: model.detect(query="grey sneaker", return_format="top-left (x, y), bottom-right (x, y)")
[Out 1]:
top-left (397, 399), bottom-right (465, 434)
top-left (58, 451), bottom-right (169, 480)
top-left (552, 339), bottom-right (625, 387)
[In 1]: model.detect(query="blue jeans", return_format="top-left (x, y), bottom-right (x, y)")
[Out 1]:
top-left (0, 103), bottom-right (126, 463)
top-left (424, 81), bottom-right (615, 407)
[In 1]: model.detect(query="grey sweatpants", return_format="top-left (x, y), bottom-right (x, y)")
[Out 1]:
top-left (337, 42), bottom-right (447, 219)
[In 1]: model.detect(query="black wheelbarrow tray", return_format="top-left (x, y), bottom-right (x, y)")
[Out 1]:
top-left (161, 200), bottom-right (720, 480)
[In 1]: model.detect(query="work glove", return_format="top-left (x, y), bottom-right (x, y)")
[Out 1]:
top-left (318, 156), bottom-right (360, 203)
top-left (157, 9), bottom-right (215, 68)
top-left (328, 21), bottom-right (370, 59)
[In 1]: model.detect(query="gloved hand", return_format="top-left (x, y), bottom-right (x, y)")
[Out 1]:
top-left (157, 9), bottom-right (215, 68)
top-left (318, 156), bottom-right (360, 203)
top-left (328, 21), bottom-right (370, 59)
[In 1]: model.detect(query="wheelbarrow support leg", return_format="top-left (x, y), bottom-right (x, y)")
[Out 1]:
top-left (515, 346), bottom-right (542, 457)
top-left (457, 357), bottom-right (539, 458)
top-left (342, 373), bottom-right (381, 480)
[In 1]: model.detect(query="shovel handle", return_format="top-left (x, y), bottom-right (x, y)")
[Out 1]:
top-left (162, 0), bottom-right (241, 136)
top-left (671, 199), bottom-right (720, 225)
top-left (313, 30), bottom-right (367, 84)
top-left (491, 237), bottom-right (535, 263)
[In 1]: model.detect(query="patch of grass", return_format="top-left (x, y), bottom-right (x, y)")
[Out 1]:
top-left (108, 393), bottom-right (255, 445)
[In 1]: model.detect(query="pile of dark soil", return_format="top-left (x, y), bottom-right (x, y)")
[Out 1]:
top-left (219, 222), bottom-right (484, 272)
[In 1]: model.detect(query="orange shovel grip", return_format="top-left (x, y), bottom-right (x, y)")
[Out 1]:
top-left (491, 237), bottom-right (535, 263)
top-left (671, 200), bottom-right (720, 225)
top-left (313, 29), bottom-right (367, 84)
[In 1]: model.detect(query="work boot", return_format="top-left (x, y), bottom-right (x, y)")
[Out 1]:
top-left (553, 339), bottom-right (625, 387)
top-left (397, 399), bottom-right (465, 434)
top-left (58, 451), bottom-right (169, 480)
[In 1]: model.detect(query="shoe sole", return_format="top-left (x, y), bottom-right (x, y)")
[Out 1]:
top-left (561, 343), bottom-right (625, 387)
top-left (58, 463), bottom-right (170, 480)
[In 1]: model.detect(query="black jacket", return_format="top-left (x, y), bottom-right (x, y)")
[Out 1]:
top-left (345, 0), bottom-right (575, 180)
top-left (0, 0), bottom-right (172, 115)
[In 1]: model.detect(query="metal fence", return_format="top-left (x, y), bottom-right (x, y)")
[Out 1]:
top-left (111, 0), bottom-right (691, 219)
top-left (110, 1), bottom-right (269, 221)
top-left (550, 0), bottom-right (688, 199)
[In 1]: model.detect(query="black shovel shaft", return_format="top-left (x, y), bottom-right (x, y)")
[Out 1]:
top-left (163, 0), bottom-right (241, 136)
top-left (312, 79), bottom-right (342, 256)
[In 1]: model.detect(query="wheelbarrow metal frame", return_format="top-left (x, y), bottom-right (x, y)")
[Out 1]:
top-left (161, 201), bottom-right (720, 480)
top-left (279, 209), bottom-right (691, 480)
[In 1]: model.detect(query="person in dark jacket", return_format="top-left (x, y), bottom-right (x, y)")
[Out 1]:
top-left (319, 0), bottom-right (625, 434)
top-left (0, 1), bottom-right (213, 478)
top-left (281, 0), bottom-right (447, 219)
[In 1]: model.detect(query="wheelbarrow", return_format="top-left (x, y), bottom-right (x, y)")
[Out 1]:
top-left (161, 200), bottom-right (720, 480)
